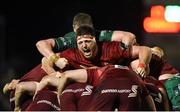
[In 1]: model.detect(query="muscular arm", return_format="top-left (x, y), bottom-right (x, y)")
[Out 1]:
top-left (111, 31), bottom-right (136, 46)
top-left (36, 38), bottom-right (56, 59)
top-left (131, 46), bottom-right (152, 77)
top-left (131, 45), bottom-right (152, 65)
top-left (64, 69), bottom-right (88, 83)
top-left (41, 57), bottom-right (56, 75)
top-left (57, 69), bottom-right (88, 101)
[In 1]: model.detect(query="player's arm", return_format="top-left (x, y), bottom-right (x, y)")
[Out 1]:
top-left (37, 38), bottom-right (69, 69)
top-left (14, 81), bottom-right (37, 111)
top-left (131, 45), bottom-right (152, 65)
top-left (41, 57), bottom-right (56, 75)
top-left (57, 69), bottom-right (88, 102)
top-left (111, 31), bottom-right (136, 47)
top-left (3, 79), bottom-right (20, 94)
top-left (36, 32), bottom-right (76, 59)
top-left (36, 38), bottom-right (56, 60)
top-left (63, 69), bottom-right (88, 83)
top-left (41, 55), bottom-right (69, 74)
top-left (131, 45), bottom-right (152, 77)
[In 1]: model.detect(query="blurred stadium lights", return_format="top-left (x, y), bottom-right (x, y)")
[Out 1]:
top-left (143, 0), bottom-right (180, 33)
top-left (143, 5), bottom-right (180, 33)
top-left (165, 5), bottom-right (180, 22)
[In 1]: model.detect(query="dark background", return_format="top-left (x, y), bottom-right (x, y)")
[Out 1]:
top-left (0, 0), bottom-right (179, 110)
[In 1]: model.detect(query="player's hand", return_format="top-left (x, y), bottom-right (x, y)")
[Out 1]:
top-left (55, 58), bottom-right (68, 69)
top-left (135, 67), bottom-right (147, 78)
top-left (134, 63), bottom-right (148, 78)
top-left (3, 79), bottom-right (20, 94)
top-left (8, 79), bottom-right (20, 90)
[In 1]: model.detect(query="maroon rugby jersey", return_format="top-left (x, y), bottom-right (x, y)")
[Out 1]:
top-left (59, 41), bottom-right (131, 69)
top-left (86, 65), bottom-right (149, 111)
top-left (149, 54), bottom-right (178, 79)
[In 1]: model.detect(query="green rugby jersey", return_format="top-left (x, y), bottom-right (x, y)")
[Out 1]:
top-left (164, 73), bottom-right (180, 110)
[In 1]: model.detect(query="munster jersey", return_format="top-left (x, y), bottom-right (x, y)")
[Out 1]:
top-left (59, 41), bottom-right (131, 69)
top-left (86, 65), bottom-right (149, 111)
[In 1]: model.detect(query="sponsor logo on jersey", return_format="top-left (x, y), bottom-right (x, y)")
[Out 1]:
top-left (81, 85), bottom-right (93, 96)
top-left (100, 85), bottom-right (138, 98)
top-left (101, 89), bottom-right (131, 94)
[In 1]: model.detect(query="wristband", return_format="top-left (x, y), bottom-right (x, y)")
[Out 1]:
top-left (138, 63), bottom-right (146, 68)
top-left (49, 54), bottom-right (59, 63)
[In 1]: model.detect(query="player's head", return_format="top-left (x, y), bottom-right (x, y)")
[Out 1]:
top-left (73, 13), bottom-right (94, 32)
top-left (76, 25), bottom-right (98, 60)
top-left (151, 46), bottom-right (164, 58)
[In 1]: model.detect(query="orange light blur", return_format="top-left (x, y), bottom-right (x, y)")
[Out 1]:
top-left (151, 5), bottom-right (164, 19)
top-left (143, 5), bottom-right (180, 33)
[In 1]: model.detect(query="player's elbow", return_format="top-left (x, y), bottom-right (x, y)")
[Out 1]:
top-left (127, 32), bottom-right (136, 39)
top-left (126, 33), bottom-right (136, 45)
top-left (36, 40), bottom-right (45, 49)
top-left (36, 39), bottom-right (55, 48)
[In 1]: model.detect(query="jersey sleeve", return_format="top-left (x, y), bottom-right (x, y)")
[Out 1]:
top-left (98, 30), bottom-right (113, 42)
top-left (53, 32), bottom-right (77, 51)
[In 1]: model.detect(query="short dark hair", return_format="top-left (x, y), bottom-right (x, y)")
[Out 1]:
top-left (76, 25), bottom-right (95, 37)
top-left (73, 13), bottom-right (94, 29)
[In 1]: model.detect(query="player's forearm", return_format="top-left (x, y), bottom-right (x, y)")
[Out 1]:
top-left (41, 57), bottom-right (56, 75)
top-left (64, 69), bottom-right (88, 83)
top-left (138, 46), bottom-right (152, 65)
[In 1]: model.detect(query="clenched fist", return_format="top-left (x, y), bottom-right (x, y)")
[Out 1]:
top-left (55, 58), bottom-right (68, 69)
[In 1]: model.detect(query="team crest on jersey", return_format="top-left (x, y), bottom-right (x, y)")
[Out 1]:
top-left (81, 85), bottom-right (93, 96)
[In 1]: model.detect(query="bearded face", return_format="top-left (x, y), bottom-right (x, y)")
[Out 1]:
top-left (77, 35), bottom-right (98, 59)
